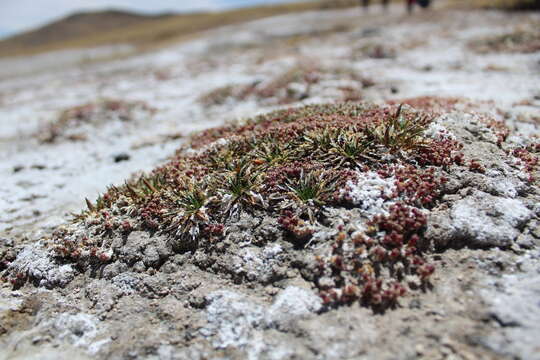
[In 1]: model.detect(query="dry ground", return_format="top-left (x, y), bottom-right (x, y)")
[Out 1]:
top-left (0, 2), bottom-right (539, 359)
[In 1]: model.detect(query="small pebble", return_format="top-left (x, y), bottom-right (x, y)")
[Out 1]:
top-left (114, 153), bottom-right (131, 163)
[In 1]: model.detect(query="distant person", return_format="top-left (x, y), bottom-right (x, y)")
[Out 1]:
top-left (359, 0), bottom-right (389, 11)
top-left (408, 0), bottom-right (431, 13)
top-left (360, 0), bottom-right (429, 13)
top-left (407, 0), bottom-right (415, 13)
top-left (360, 0), bottom-right (369, 10)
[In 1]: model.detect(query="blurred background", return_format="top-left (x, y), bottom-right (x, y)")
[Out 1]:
top-left (1, 0), bottom-right (538, 57)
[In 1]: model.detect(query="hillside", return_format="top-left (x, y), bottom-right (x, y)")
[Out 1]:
top-left (0, 1), bottom-right (358, 58)
top-left (3, 0), bottom-right (534, 58)
top-left (0, 10), bottom-right (171, 51)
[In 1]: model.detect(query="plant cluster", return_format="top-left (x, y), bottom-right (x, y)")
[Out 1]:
top-left (12, 102), bottom-right (468, 308)
top-left (512, 145), bottom-right (539, 182)
top-left (199, 65), bottom-right (373, 107)
top-left (40, 99), bottom-right (155, 143)
top-left (387, 96), bottom-right (464, 114)
top-left (316, 203), bottom-right (431, 308)
top-left (484, 117), bottom-right (510, 146)
top-left (468, 159), bottom-right (486, 173)
top-left (469, 27), bottom-right (540, 54)
top-left (316, 158), bottom-right (452, 308)
top-left (352, 42), bottom-right (397, 60)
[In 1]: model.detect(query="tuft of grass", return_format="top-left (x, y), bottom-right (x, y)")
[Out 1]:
top-left (329, 128), bottom-right (374, 166)
top-left (302, 127), bottom-right (374, 167)
top-left (167, 183), bottom-right (210, 239)
top-left (176, 185), bottom-right (208, 217)
top-left (366, 105), bottom-right (430, 152)
top-left (216, 160), bottom-right (264, 216)
top-left (220, 162), bottom-right (260, 200)
top-left (252, 139), bottom-right (292, 167)
top-left (284, 170), bottom-right (335, 205)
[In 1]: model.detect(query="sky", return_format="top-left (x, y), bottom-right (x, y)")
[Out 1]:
top-left (0, 0), bottom-right (299, 39)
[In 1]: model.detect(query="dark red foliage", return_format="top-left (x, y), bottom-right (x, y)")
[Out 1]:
top-left (370, 204), bottom-right (427, 242)
top-left (204, 224), bottom-right (225, 236)
top-left (416, 138), bottom-right (463, 167)
top-left (513, 147), bottom-right (538, 174)
top-left (468, 160), bottom-right (486, 173)
top-left (316, 202), bottom-right (432, 308)
top-left (392, 165), bottom-right (447, 206)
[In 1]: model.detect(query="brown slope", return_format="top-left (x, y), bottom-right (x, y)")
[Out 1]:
top-left (0, 1), bottom-right (359, 58)
top-left (0, 9), bottom-right (173, 56)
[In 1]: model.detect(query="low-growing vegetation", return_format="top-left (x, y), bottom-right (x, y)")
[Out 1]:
top-left (41, 102), bottom-right (473, 309)
top-left (352, 43), bottom-right (398, 60)
top-left (199, 64), bottom-right (373, 107)
top-left (40, 99), bottom-right (155, 143)
top-left (469, 27), bottom-right (540, 54)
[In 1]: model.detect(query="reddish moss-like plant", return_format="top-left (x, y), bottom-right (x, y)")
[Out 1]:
top-left (387, 96), bottom-right (463, 115)
top-left (199, 64), bottom-right (373, 107)
top-left (38, 102), bottom-right (468, 309)
top-left (317, 203), bottom-right (430, 308)
top-left (469, 28), bottom-right (540, 54)
top-left (512, 146), bottom-right (539, 182)
top-left (40, 99), bottom-right (155, 143)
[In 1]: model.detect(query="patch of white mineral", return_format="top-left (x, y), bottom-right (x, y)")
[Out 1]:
top-left (339, 171), bottom-right (396, 216)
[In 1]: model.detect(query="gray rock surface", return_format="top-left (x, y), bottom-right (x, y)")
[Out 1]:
top-left (427, 191), bottom-right (533, 248)
top-left (6, 243), bottom-right (75, 288)
top-left (480, 250), bottom-right (540, 360)
top-left (1, 5), bottom-right (540, 360)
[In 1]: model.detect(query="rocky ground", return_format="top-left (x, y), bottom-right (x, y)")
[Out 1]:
top-left (1, 2), bottom-right (540, 360)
